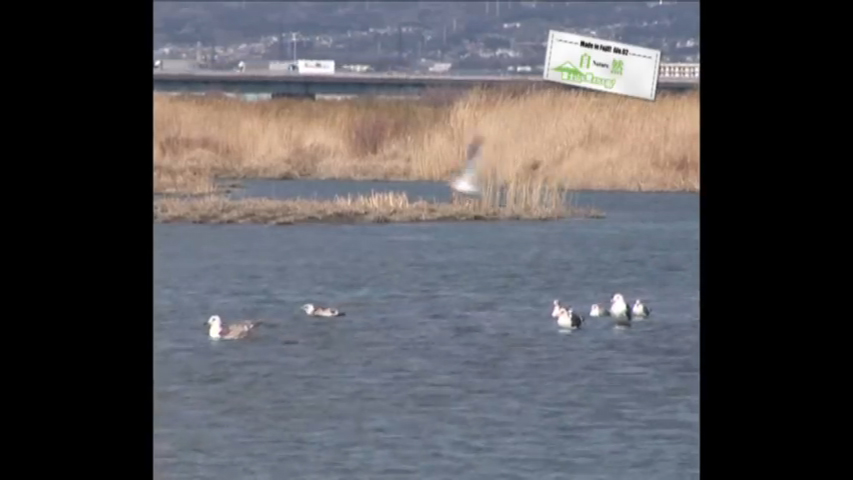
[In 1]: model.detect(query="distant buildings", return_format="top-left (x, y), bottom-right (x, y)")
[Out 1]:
top-left (153, 10), bottom-right (699, 75)
top-left (342, 64), bottom-right (373, 73)
top-left (428, 62), bottom-right (452, 73)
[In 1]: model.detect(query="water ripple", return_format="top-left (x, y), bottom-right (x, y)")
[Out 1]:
top-left (155, 187), bottom-right (699, 479)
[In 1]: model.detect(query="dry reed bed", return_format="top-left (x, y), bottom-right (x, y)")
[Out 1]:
top-left (154, 190), bottom-right (603, 225)
top-left (154, 87), bottom-right (699, 193)
top-left (153, 164), bottom-right (219, 195)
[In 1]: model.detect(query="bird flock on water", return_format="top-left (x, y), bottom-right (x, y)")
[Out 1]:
top-left (204, 303), bottom-right (345, 340)
top-left (204, 294), bottom-right (651, 340)
top-left (201, 135), bottom-right (651, 341)
top-left (551, 294), bottom-right (651, 333)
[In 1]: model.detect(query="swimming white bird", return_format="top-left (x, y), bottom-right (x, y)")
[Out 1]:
top-left (301, 303), bottom-right (345, 317)
top-left (551, 299), bottom-right (563, 318)
top-left (556, 306), bottom-right (584, 330)
top-left (609, 293), bottom-right (633, 329)
top-left (610, 293), bottom-right (632, 320)
top-left (590, 303), bottom-right (610, 317)
top-left (205, 315), bottom-right (258, 340)
top-left (450, 135), bottom-right (484, 197)
top-left (632, 299), bottom-right (650, 318)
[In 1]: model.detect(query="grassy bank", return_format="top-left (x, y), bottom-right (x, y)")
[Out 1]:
top-left (154, 87), bottom-right (699, 194)
top-left (154, 190), bottom-right (604, 226)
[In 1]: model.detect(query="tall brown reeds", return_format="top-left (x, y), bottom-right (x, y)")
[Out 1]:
top-left (154, 87), bottom-right (699, 194)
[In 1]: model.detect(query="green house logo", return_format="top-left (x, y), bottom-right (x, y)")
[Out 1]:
top-left (552, 53), bottom-right (619, 90)
top-left (553, 61), bottom-right (587, 83)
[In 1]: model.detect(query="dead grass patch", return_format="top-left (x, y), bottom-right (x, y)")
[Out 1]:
top-left (154, 189), bottom-right (603, 226)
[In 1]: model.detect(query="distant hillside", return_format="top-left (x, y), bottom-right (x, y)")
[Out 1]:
top-left (153, 1), bottom-right (700, 54)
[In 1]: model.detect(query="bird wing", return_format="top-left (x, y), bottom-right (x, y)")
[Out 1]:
top-left (222, 325), bottom-right (249, 339)
top-left (451, 138), bottom-right (484, 194)
top-left (465, 140), bottom-right (482, 172)
top-left (222, 321), bottom-right (256, 338)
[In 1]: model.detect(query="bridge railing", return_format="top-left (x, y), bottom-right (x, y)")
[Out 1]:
top-left (154, 62), bottom-right (699, 80)
top-left (659, 63), bottom-right (699, 79)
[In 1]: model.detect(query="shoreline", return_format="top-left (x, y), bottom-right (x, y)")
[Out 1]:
top-left (154, 177), bottom-right (699, 196)
top-left (212, 177), bottom-right (701, 194)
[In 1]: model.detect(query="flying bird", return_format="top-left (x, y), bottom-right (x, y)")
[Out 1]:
top-left (450, 134), bottom-right (484, 198)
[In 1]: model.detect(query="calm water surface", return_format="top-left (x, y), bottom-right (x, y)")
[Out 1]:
top-left (154, 181), bottom-right (699, 479)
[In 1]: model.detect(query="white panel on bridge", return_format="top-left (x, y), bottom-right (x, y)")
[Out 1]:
top-left (543, 29), bottom-right (662, 101)
top-left (659, 63), bottom-right (700, 78)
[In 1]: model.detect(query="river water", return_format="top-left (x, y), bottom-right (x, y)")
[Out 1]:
top-left (154, 180), bottom-right (699, 479)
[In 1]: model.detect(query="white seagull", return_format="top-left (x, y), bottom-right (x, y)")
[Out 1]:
top-left (632, 299), bottom-right (650, 318)
top-left (590, 303), bottom-right (610, 317)
top-left (551, 299), bottom-right (563, 318)
top-left (450, 135), bottom-right (484, 197)
top-left (556, 306), bottom-right (584, 330)
top-left (610, 293), bottom-right (632, 319)
top-left (205, 315), bottom-right (259, 340)
top-left (301, 303), bottom-right (345, 317)
top-left (610, 293), bottom-right (633, 329)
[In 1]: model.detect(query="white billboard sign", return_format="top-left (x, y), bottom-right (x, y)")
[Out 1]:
top-left (296, 59), bottom-right (335, 74)
top-left (542, 30), bottom-right (661, 101)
